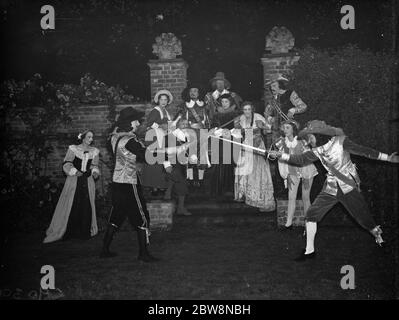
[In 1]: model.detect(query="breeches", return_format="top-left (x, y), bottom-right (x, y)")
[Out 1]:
top-left (109, 181), bottom-right (150, 229)
top-left (306, 186), bottom-right (376, 231)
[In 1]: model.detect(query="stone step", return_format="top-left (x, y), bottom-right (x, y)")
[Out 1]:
top-left (174, 209), bottom-right (277, 229)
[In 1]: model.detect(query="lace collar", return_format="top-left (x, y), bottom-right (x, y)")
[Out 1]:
top-left (69, 145), bottom-right (99, 159)
top-left (212, 89), bottom-right (229, 100)
top-left (285, 136), bottom-right (298, 148)
top-left (186, 100), bottom-right (204, 108)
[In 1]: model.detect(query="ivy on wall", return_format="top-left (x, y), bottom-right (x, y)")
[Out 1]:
top-left (0, 73), bottom-right (137, 232)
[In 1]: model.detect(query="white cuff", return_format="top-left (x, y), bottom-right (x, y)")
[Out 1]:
top-left (288, 108), bottom-right (296, 115)
top-left (281, 153), bottom-right (290, 161)
top-left (378, 153), bottom-right (388, 161)
top-left (151, 123), bottom-right (159, 129)
top-left (163, 161), bottom-right (172, 169)
top-left (172, 128), bottom-right (186, 142)
top-left (92, 168), bottom-right (100, 175)
top-left (69, 168), bottom-right (78, 176)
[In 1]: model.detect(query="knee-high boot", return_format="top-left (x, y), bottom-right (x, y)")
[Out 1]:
top-left (137, 228), bottom-right (159, 263)
top-left (99, 224), bottom-right (118, 258)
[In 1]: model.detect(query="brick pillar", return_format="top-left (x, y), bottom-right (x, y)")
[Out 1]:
top-left (260, 26), bottom-right (300, 101)
top-left (147, 58), bottom-right (188, 116)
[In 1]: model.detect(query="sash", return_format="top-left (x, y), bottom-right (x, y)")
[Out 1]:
top-left (188, 106), bottom-right (203, 124)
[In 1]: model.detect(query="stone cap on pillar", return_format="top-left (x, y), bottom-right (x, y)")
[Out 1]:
top-left (265, 26), bottom-right (295, 54)
top-left (152, 32), bottom-right (182, 60)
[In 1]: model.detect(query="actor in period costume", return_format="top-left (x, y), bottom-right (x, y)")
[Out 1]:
top-left (205, 72), bottom-right (242, 122)
top-left (234, 102), bottom-right (275, 212)
top-left (271, 120), bottom-right (399, 261)
top-left (101, 107), bottom-right (192, 260)
top-left (100, 107), bottom-right (159, 261)
top-left (100, 107), bottom-right (195, 260)
top-left (156, 120), bottom-right (194, 216)
top-left (264, 74), bottom-right (308, 142)
top-left (174, 83), bottom-right (210, 187)
top-left (43, 130), bottom-right (99, 243)
top-left (211, 93), bottom-right (241, 196)
top-left (275, 120), bottom-right (318, 230)
top-left (140, 89), bottom-right (173, 195)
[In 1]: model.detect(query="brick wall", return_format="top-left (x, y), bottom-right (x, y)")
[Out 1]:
top-left (7, 103), bottom-right (150, 193)
top-left (260, 52), bottom-right (300, 101)
top-left (277, 199), bottom-right (354, 227)
top-left (148, 58), bottom-right (188, 116)
top-left (276, 200), bottom-right (305, 226)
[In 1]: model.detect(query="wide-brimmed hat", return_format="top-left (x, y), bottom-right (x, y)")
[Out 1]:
top-left (116, 107), bottom-right (145, 128)
top-left (218, 93), bottom-right (233, 102)
top-left (210, 72), bottom-right (231, 90)
top-left (181, 82), bottom-right (205, 101)
top-left (154, 89), bottom-right (173, 104)
top-left (265, 74), bottom-right (289, 86)
top-left (281, 119), bottom-right (300, 130)
top-left (298, 120), bottom-right (344, 138)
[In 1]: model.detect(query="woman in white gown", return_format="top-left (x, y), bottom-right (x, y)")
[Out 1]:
top-left (234, 102), bottom-right (275, 212)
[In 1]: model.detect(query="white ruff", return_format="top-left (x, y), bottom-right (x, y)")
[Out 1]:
top-left (212, 89), bottom-right (229, 100)
top-left (285, 136), bottom-right (298, 149)
top-left (186, 100), bottom-right (204, 108)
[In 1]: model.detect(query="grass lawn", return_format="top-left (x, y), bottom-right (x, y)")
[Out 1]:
top-left (0, 221), bottom-right (395, 300)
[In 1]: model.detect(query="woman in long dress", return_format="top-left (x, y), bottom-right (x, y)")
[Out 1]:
top-left (234, 102), bottom-right (275, 212)
top-left (140, 90), bottom-right (173, 195)
top-left (43, 130), bottom-right (99, 243)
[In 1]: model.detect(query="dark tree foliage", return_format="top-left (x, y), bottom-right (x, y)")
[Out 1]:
top-left (291, 45), bottom-right (397, 225)
top-left (0, 0), bottom-right (392, 101)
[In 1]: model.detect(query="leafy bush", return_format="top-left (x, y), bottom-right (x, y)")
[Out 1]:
top-left (290, 45), bottom-right (396, 224)
top-left (0, 73), bottom-right (136, 233)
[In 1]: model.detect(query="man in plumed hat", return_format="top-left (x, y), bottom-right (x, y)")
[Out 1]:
top-left (100, 107), bottom-right (192, 261)
top-left (264, 74), bottom-right (308, 142)
top-left (205, 72), bottom-right (242, 122)
top-left (270, 120), bottom-right (399, 261)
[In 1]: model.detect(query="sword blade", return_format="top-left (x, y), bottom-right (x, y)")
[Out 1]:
top-left (209, 135), bottom-right (267, 154)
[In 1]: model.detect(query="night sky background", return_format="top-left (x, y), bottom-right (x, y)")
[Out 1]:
top-left (1, 0), bottom-right (394, 101)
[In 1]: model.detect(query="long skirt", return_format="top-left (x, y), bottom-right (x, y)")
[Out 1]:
top-left (234, 141), bottom-right (275, 211)
top-left (63, 176), bottom-right (92, 240)
top-left (43, 175), bottom-right (98, 243)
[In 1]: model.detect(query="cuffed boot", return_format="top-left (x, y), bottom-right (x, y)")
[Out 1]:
top-left (137, 228), bottom-right (159, 263)
top-left (99, 224), bottom-right (118, 258)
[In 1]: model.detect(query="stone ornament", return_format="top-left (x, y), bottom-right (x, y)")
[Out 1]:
top-left (152, 33), bottom-right (182, 59)
top-left (265, 26), bottom-right (295, 54)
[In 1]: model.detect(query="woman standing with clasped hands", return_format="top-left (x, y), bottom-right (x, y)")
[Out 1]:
top-left (44, 130), bottom-right (99, 243)
top-left (234, 102), bottom-right (275, 212)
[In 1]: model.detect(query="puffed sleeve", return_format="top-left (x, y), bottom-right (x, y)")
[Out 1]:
top-left (62, 146), bottom-right (78, 176)
top-left (90, 148), bottom-right (100, 175)
top-left (254, 113), bottom-right (266, 126)
top-left (146, 108), bottom-right (162, 129)
top-left (289, 91), bottom-right (307, 115)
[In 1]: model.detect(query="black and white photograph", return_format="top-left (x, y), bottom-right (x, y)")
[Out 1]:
top-left (0, 0), bottom-right (398, 305)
